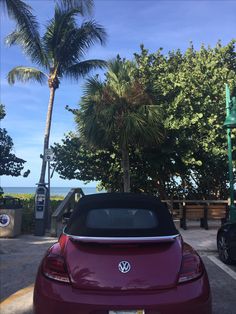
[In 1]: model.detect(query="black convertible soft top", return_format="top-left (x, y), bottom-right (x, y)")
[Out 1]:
top-left (65, 193), bottom-right (178, 237)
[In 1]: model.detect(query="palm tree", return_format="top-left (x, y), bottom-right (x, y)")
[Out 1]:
top-left (7, 3), bottom-right (107, 184)
top-left (78, 57), bottom-right (164, 192)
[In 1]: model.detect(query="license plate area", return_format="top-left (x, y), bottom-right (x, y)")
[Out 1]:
top-left (109, 311), bottom-right (145, 314)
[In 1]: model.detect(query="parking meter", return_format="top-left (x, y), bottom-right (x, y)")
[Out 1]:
top-left (34, 185), bottom-right (48, 236)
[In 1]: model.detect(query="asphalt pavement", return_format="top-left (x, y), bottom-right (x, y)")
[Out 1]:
top-left (0, 235), bottom-right (56, 301)
top-left (0, 221), bottom-right (235, 314)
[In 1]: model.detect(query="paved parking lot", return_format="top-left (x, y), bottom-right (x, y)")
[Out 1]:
top-left (0, 235), bottom-right (56, 301)
top-left (0, 226), bottom-right (235, 314)
top-left (202, 254), bottom-right (236, 314)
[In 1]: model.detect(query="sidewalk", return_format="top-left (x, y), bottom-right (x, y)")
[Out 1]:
top-left (0, 223), bottom-right (219, 314)
top-left (176, 220), bottom-right (218, 252)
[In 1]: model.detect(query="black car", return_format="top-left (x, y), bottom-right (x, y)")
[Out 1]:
top-left (217, 222), bottom-right (236, 264)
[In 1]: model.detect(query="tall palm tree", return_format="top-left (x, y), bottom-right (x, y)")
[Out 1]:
top-left (78, 57), bottom-right (164, 192)
top-left (7, 3), bottom-right (107, 184)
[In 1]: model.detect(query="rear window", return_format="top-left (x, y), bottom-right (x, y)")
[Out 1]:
top-left (86, 208), bottom-right (157, 229)
top-left (64, 193), bottom-right (178, 237)
top-left (64, 206), bottom-right (176, 237)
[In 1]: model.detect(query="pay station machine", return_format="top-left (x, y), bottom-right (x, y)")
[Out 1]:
top-left (34, 184), bottom-right (48, 236)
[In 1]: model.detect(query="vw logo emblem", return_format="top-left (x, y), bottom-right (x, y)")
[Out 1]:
top-left (118, 261), bottom-right (131, 273)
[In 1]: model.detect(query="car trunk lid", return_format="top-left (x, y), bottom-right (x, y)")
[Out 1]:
top-left (64, 235), bottom-right (182, 291)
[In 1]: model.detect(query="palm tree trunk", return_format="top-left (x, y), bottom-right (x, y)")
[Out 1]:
top-left (121, 140), bottom-right (130, 192)
top-left (156, 179), bottom-right (168, 199)
top-left (39, 87), bottom-right (56, 184)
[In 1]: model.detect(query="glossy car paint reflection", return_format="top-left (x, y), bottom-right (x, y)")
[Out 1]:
top-left (66, 237), bottom-right (182, 290)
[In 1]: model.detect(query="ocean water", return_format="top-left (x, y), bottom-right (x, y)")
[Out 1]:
top-left (2, 186), bottom-right (102, 196)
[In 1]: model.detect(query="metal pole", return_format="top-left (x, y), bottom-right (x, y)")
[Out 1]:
top-left (48, 160), bottom-right (50, 202)
top-left (226, 128), bottom-right (235, 207)
top-left (225, 84), bottom-right (236, 222)
top-left (47, 160), bottom-right (51, 228)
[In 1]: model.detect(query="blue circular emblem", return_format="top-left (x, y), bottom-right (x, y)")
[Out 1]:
top-left (0, 214), bottom-right (11, 227)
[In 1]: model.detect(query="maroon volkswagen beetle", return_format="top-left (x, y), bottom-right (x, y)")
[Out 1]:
top-left (33, 193), bottom-right (212, 314)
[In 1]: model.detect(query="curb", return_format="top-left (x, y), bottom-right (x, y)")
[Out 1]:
top-left (197, 249), bottom-right (218, 253)
top-left (0, 284), bottom-right (34, 308)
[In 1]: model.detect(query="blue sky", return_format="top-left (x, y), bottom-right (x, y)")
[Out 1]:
top-left (1, 0), bottom-right (236, 188)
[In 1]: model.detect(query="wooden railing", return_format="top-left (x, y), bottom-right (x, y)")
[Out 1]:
top-left (50, 188), bottom-right (84, 237)
top-left (162, 199), bottom-right (229, 229)
top-left (51, 195), bottom-right (230, 237)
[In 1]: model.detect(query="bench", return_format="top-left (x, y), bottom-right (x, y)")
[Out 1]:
top-left (180, 204), bottom-right (207, 230)
top-left (180, 203), bottom-right (228, 230)
top-left (205, 204), bottom-right (228, 229)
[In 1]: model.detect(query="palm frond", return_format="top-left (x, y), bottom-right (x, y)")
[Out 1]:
top-left (4, 0), bottom-right (46, 66)
top-left (65, 20), bottom-right (107, 59)
top-left (83, 76), bottom-right (104, 96)
top-left (65, 60), bottom-right (107, 80)
top-left (42, 5), bottom-right (84, 66)
top-left (3, 0), bottom-right (33, 24)
top-left (58, 21), bottom-right (107, 72)
top-left (80, 20), bottom-right (107, 46)
top-left (7, 67), bottom-right (47, 85)
top-left (78, 58), bottom-right (165, 149)
top-left (77, 103), bottom-right (108, 148)
top-left (105, 58), bottom-right (136, 97)
top-left (56, 0), bottom-right (94, 16)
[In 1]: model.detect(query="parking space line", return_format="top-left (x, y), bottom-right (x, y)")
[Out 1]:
top-left (208, 256), bottom-right (236, 280)
top-left (0, 284), bottom-right (34, 307)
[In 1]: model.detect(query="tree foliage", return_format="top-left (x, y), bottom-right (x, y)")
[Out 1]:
top-left (53, 133), bottom-right (123, 190)
top-left (6, 2), bottom-right (107, 184)
top-left (54, 41), bottom-right (236, 199)
top-left (53, 133), bottom-right (156, 193)
top-left (0, 106), bottom-right (27, 177)
top-left (77, 56), bottom-right (164, 191)
top-left (0, 104), bottom-right (6, 120)
top-left (134, 40), bottom-right (236, 198)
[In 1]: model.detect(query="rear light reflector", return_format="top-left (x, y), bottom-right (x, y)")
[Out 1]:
top-left (178, 252), bottom-right (203, 283)
top-left (42, 252), bottom-right (70, 283)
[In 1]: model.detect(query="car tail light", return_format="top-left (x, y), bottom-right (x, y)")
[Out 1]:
top-left (178, 250), bottom-right (203, 283)
top-left (42, 252), bottom-right (70, 283)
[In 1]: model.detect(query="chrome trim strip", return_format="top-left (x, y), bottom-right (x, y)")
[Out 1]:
top-left (63, 230), bottom-right (180, 243)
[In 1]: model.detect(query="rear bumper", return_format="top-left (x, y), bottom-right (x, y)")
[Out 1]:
top-left (33, 272), bottom-right (212, 314)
